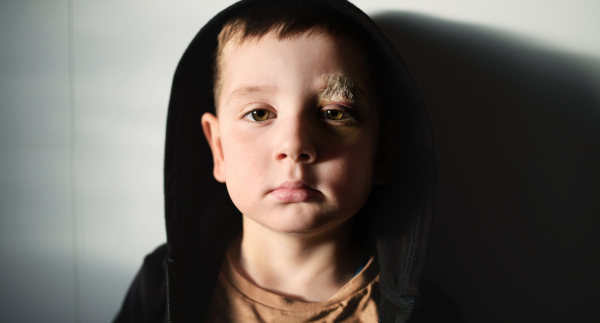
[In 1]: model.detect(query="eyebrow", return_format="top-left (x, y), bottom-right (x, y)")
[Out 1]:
top-left (318, 74), bottom-right (366, 104)
top-left (226, 85), bottom-right (276, 105)
top-left (226, 76), bottom-right (367, 106)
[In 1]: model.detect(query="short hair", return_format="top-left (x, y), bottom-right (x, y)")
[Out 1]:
top-left (212, 0), bottom-right (371, 110)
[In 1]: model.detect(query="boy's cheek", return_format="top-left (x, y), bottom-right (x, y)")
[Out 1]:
top-left (221, 135), bottom-right (272, 184)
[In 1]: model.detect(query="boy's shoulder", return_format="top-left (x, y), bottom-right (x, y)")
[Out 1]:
top-left (114, 244), bottom-right (168, 323)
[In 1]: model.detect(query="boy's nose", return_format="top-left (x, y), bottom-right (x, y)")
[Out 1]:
top-left (273, 118), bottom-right (316, 164)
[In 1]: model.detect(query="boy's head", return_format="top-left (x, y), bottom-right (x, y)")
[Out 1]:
top-left (211, 1), bottom-right (377, 112)
top-left (201, 1), bottom-right (386, 235)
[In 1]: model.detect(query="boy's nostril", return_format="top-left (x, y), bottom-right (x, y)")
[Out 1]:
top-left (276, 152), bottom-right (313, 162)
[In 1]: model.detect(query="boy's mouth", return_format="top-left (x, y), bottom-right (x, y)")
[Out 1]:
top-left (269, 181), bottom-right (321, 202)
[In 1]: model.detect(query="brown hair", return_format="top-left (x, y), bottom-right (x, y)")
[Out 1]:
top-left (212, 0), bottom-right (369, 110)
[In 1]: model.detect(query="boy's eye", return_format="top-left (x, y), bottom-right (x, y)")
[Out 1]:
top-left (322, 108), bottom-right (353, 121)
top-left (325, 109), bottom-right (344, 120)
top-left (244, 109), bottom-right (272, 121)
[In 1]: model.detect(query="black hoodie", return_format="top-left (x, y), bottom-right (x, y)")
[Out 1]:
top-left (114, 0), bottom-right (435, 322)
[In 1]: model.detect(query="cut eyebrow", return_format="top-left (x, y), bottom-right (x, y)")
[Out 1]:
top-left (226, 85), bottom-right (276, 105)
top-left (318, 74), bottom-right (366, 104)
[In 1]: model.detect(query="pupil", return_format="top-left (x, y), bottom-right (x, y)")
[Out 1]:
top-left (256, 110), bottom-right (265, 118)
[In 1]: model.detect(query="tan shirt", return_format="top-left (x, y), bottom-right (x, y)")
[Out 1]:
top-left (205, 255), bottom-right (380, 323)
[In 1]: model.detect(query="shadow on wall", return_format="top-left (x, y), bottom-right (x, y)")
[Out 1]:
top-left (373, 12), bottom-right (600, 323)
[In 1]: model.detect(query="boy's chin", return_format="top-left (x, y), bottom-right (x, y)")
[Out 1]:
top-left (243, 211), bottom-right (354, 236)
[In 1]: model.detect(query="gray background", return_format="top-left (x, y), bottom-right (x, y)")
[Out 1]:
top-left (0, 0), bottom-right (598, 322)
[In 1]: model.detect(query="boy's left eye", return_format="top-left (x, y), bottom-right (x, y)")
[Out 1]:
top-left (321, 108), bottom-right (353, 121)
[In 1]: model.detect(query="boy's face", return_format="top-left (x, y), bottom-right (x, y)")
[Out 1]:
top-left (202, 31), bottom-right (380, 234)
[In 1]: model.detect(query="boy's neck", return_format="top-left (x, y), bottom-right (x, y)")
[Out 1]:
top-left (227, 216), bottom-right (363, 302)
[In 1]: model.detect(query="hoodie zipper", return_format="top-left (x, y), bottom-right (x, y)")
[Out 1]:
top-left (402, 298), bottom-right (416, 323)
top-left (165, 260), bottom-right (172, 323)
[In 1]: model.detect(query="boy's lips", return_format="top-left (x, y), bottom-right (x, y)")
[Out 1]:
top-left (269, 181), bottom-right (321, 202)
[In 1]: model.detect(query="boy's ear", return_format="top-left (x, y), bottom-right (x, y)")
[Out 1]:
top-left (373, 143), bottom-right (391, 185)
top-left (201, 112), bottom-right (226, 183)
top-left (374, 160), bottom-right (390, 185)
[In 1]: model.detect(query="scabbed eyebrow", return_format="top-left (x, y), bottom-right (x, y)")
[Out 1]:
top-left (318, 74), bottom-right (357, 104)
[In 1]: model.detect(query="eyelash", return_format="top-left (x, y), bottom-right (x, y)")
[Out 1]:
top-left (243, 109), bottom-right (276, 122)
top-left (242, 106), bottom-right (358, 123)
top-left (319, 106), bottom-right (357, 121)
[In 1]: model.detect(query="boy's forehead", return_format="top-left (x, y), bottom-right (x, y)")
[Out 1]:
top-left (220, 31), bottom-right (372, 109)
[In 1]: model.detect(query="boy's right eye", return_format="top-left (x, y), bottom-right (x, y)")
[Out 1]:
top-left (244, 109), bottom-right (274, 122)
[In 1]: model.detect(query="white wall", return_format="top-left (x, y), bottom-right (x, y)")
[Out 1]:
top-left (0, 1), bottom-right (598, 322)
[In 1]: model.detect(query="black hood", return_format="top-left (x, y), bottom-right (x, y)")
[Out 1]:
top-left (163, 0), bottom-right (435, 321)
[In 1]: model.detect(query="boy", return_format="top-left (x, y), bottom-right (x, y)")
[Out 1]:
top-left (115, 0), bottom-right (435, 322)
